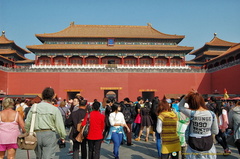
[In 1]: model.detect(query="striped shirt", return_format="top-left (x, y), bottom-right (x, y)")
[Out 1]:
top-left (157, 111), bottom-right (181, 154)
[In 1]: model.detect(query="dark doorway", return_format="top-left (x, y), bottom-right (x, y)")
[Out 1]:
top-left (108, 60), bottom-right (115, 64)
top-left (142, 91), bottom-right (155, 101)
top-left (104, 90), bottom-right (118, 101)
top-left (0, 61), bottom-right (4, 66)
top-left (67, 91), bottom-right (80, 100)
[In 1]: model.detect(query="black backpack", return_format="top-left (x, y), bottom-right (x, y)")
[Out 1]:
top-left (122, 104), bottom-right (136, 123)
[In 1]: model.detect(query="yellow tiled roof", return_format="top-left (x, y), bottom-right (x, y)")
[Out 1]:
top-left (185, 61), bottom-right (205, 65)
top-left (0, 49), bottom-right (28, 60)
top-left (0, 55), bottom-right (13, 62)
top-left (206, 37), bottom-right (237, 46)
top-left (36, 24), bottom-right (185, 40)
top-left (190, 50), bottom-right (225, 61)
top-left (0, 49), bottom-right (17, 54)
top-left (15, 59), bottom-right (35, 63)
top-left (0, 35), bottom-right (30, 53)
top-left (0, 35), bottom-right (14, 44)
top-left (208, 43), bottom-right (240, 62)
top-left (190, 36), bottom-right (237, 55)
top-left (27, 44), bottom-right (193, 52)
top-left (203, 51), bottom-right (225, 56)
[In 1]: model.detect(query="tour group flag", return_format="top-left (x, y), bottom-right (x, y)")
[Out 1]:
top-left (224, 88), bottom-right (229, 99)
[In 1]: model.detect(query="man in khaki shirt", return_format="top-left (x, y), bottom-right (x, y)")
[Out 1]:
top-left (25, 87), bottom-right (66, 159)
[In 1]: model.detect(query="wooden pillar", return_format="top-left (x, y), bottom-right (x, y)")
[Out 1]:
top-left (83, 56), bottom-right (86, 65)
top-left (167, 57), bottom-right (171, 66)
top-left (35, 56), bottom-right (38, 65)
top-left (226, 58), bottom-right (228, 63)
top-left (137, 57), bottom-right (140, 66)
top-left (181, 57), bottom-right (185, 66)
top-left (98, 56), bottom-right (102, 64)
top-left (121, 56), bottom-right (124, 65)
top-left (152, 57), bottom-right (156, 66)
top-left (50, 56), bottom-right (54, 65)
top-left (66, 56), bottom-right (70, 65)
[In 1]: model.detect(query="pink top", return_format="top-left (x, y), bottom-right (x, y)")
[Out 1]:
top-left (218, 109), bottom-right (229, 130)
top-left (0, 112), bottom-right (20, 144)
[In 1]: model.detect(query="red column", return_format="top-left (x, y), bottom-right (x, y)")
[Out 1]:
top-left (152, 57), bottom-right (155, 66)
top-left (182, 57), bottom-right (185, 66)
top-left (83, 57), bottom-right (86, 65)
top-left (167, 57), bottom-right (171, 66)
top-left (98, 57), bottom-right (102, 64)
top-left (121, 56), bottom-right (124, 65)
top-left (66, 56), bottom-right (70, 65)
top-left (137, 57), bottom-right (140, 66)
top-left (35, 56), bottom-right (38, 65)
top-left (50, 56), bottom-right (54, 65)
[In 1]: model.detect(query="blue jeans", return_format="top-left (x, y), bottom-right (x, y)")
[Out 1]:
top-left (155, 132), bottom-right (162, 157)
top-left (111, 132), bottom-right (123, 158)
top-left (133, 123), bottom-right (140, 138)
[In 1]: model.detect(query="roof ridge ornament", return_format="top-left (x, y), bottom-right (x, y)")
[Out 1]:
top-left (70, 21), bottom-right (75, 26)
top-left (214, 33), bottom-right (217, 37)
top-left (2, 31), bottom-right (5, 36)
top-left (147, 23), bottom-right (152, 27)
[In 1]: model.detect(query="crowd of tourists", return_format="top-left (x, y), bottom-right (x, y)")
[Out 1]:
top-left (0, 87), bottom-right (240, 159)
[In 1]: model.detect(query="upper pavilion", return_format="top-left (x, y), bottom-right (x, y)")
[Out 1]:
top-left (0, 31), bottom-right (34, 67)
top-left (205, 43), bottom-right (240, 71)
top-left (27, 22), bottom-right (193, 66)
top-left (187, 33), bottom-right (237, 68)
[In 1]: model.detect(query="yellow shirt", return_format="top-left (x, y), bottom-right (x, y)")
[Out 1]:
top-left (158, 111), bottom-right (181, 154)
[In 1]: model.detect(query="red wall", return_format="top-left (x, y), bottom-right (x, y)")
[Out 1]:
top-left (6, 71), bottom-right (211, 101)
top-left (211, 65), bottom-right (240, 94)
top-left (2, 64), bottom-right (239, 102)
top-left (0, 70), bottom-right (8, 93)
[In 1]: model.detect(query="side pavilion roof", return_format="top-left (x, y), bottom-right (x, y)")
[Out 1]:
top-left (0, 33), bottom-right (30, 54)
top-left (190, 35), bottom-right (237, 56)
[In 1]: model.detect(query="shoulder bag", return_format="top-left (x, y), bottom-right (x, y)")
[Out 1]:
top-left (186, 110), bottom-right (215, 151)
top-left (75, 113), bottom-right (90, 142)
top-left (17, 104), bottom-right (38, 150)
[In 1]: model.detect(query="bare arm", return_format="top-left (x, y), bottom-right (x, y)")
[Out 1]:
top-left (156, 118), bottom-right (162, 133)
top-left (17, 114), bottom-right (26, 133)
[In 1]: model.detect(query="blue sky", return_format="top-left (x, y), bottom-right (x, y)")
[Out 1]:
top-left (0, 0), bottom-right (239, 60)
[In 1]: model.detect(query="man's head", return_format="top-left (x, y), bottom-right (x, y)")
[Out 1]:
top-left (123, 97), bottom-right (130, 104)
top-left (79, 100), bottom-right (88, 107)
top-left (42, 87), bottom-right (55, 101)
top-left (92, 101), bottom-right (100, 111)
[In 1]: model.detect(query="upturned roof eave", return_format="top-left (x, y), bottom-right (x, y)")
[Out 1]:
top-left (15, 60), bottom-right (35, 64)
top-left (27, 45), bottom-right (193, 52)
top-left (0, 55), bottom-right (14, 62)
top-left (36, 35), bottom-right (185, 40)
top-left (35, 24), bottom-right (185, 39)
top-left (206, 43), bottom-right (240, 63)
top-left (0, 50), bottom-right (28, 60)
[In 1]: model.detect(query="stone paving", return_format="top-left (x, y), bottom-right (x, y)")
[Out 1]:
top-left (14, 135), bottom-right (239, 159)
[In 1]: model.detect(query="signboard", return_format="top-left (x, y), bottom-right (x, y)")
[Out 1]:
top-left (108, 38), bottom-right (114, 46)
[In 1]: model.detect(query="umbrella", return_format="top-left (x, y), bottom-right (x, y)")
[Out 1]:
top-left (232, 97), bottom-right (240, 100)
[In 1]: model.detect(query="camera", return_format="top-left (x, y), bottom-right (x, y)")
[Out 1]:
top-left (57, 139), bottom-right (66, 148)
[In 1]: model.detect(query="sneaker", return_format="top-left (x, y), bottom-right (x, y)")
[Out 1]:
top-left (67, 151), bottom-right (73, 156)
top-left (127, 143), bottom-right (133, 146)
top-left (224, 148), bottom-right (231, 154)
top-left (135, 137), bottom-right (140, 141)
